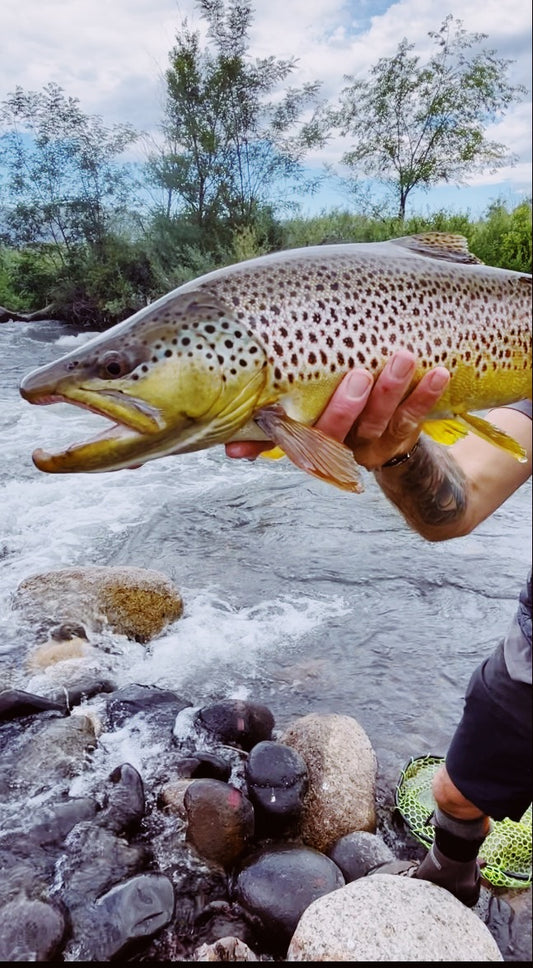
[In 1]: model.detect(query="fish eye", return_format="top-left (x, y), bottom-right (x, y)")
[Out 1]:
top-left (99, 351), bottom-right (130, 379)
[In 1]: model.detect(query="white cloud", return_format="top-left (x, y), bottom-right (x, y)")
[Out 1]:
top-left (2, 0), bottom-right (531, 210)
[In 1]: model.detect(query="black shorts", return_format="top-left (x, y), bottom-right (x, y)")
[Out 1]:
top-left (445, 641), bottom-right (532, 822)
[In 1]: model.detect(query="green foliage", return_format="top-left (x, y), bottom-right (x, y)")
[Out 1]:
top-left (0, 247), bottom-right (59, 310)
top-left (280, 202), bottom-right (531, 271)
top-left (1, 201), bottom-right (530, 326)
top-left (471, 199), bottom-right (532, 272)
top-left (331, 15), bottom-right (527, 220)
top-left (281, 207), bottom-right (475, 248)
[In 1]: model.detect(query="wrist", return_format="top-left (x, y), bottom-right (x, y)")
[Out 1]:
top-left (380, 439), bottom-right (420, 469)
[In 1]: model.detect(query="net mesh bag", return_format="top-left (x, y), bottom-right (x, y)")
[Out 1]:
top-left (395, 754), bottom-right (532, 890)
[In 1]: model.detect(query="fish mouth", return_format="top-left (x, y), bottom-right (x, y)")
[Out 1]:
top-left (20, 384), bottom-right (166, 473)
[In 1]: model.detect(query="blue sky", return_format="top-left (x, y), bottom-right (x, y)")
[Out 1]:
top-left (2, 0), bottom-right (531, 219)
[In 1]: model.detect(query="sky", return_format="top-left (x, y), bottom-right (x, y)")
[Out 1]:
top-left (2, 0), bottom-right (531, 218)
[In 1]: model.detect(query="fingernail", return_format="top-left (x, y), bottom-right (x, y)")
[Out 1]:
top-left (391, 353), bottom-right (414, 379)
top-left (345, 369), bottom-right (373, 400)
top-left (428, 368), bottom-right (450, 391)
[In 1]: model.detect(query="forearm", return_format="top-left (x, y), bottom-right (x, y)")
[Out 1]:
top-left (374, 435), bottom-right (471, 541)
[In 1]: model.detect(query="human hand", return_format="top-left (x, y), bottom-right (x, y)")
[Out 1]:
top-left (225, 350), bottom-right (450, 469)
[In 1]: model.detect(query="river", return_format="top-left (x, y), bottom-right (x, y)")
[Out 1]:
top-left (1, 318), bottom-right (531, 957)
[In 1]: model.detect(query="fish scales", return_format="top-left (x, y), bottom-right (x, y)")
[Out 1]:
top-left (190, 248), bottom-right (530, 414)
top-left (19, 233), bottom-right (532, 491)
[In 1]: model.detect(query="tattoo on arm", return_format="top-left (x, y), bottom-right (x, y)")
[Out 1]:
top-left (374, 437), bottom-right (468, 534)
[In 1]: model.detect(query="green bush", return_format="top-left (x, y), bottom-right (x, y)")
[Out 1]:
top-left (1, 199), bottom-right (529, 327)
top-left (471, 200), bottom-right (532, 272)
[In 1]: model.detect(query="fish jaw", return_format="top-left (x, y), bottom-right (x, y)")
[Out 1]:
top-left (21, 332), bottom-right (270, 473)
top-left (31, 423), bottom-right (151, 473)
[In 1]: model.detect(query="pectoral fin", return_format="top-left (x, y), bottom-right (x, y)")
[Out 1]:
top-left (423, 413), bottom-right (528, 462)
top-left (254, 404), bottom-right (364, 492)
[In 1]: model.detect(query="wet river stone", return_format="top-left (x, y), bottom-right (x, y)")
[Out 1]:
top-left (245, 740), bottom-right (308, 833)
top-left (196, 700), bottom-right (275, 751)
top-left (327, 830), bottom-right (396, 881)
top-left (0, 897), bottom-right (66, 961)
top-left (184, 778), bottom-right (255, 868)
top-left (13, 565), bottom-right (184, 643)
top-left (70, 873), bottom-right (175, 961)
top-left (232, 844), bottom-right (345, 952)
top-left (106, 683), bottom-right (189, 730)
top-left (0, 688), bottom-right (66, 720)
top-left (94, 763), bottom-right (145, 835)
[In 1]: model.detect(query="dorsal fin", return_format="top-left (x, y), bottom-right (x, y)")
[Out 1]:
top-left (390, 232), bottom-right (484, 265)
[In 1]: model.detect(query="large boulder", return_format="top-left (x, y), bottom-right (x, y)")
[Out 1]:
top-left (13, 566), bottom-right (183, 643)
top-left (286, 874), bottom-right (504, 961)
top-left (280, 713), bottom-right (377, 852)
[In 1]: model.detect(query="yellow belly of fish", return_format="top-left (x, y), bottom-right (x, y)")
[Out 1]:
top-left (260, 361), bottom-right (532, 469)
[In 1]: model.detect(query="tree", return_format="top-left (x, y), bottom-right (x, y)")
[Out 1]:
top-left (0, 84), bottom-right (161, 324)
top-left (332, 15), bottom-right (527, 220)
top-left (147, 0), bottom-right (328, 249)
top-left (0, 83), bottom-right (139, 262)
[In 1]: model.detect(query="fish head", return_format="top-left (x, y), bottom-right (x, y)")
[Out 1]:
top-left (19, 292), bottom-right (268, 472)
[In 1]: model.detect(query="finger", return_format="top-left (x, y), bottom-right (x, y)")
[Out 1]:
top-left (314, 369), bottom-right (373, 442)
top-left (355, 350), bottom-right (418, 440)
top-left (225, 440), bottom-right (272, 460)
top-left (388, 367), bottom-right (450, 437)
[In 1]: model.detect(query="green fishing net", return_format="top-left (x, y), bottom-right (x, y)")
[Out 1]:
top-left (395, 755), bottom-right (532, 890)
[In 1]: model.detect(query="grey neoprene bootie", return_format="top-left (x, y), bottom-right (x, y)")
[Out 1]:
top-left (370, 806), bottom-right (487, 907)
top-left (412, 841), bottom-right (481, 907)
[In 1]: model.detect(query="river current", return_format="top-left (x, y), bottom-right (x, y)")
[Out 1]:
top-left (1, 318), bottom-right (531, 827)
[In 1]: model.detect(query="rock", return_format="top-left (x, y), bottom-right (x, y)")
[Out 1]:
top-left (327, 830), bottom-right (395, 881)
top-left (280, 713), bottom-right (377, 852)
top-left (244, 740), bottom-right (308, 834)
top-left (158, 778), bottom-right (193, 817)
top-left (286, 874), bottom-right (504, 961)
top-left (175, 752), bottom-right (232, 782)
top-left (0, 897), bottom-right (66, 961)
top-left (27, 635), bottom-right (92, 669)
top-left (73, 873), bottom-right (175, 961)
top-left (14, 565), bottom-right (184, 643)
top-left (28, 797), bottom-right (98, 845)
top-left (13, 714), bottom-right (97, 794)
top-left (233, 844), bottom-right (345, 952)
top-left (193, 899), bottom-right (260, 953)
top-left (48, 676), bottom-right (116, 707)
top-left (184, 778), bottom-right (255, 868)
top-left (61, 823), bottom-right (150, 915)
top-left (106, 683), bottom-right (189, 729)
top-left (94, 763), bottom-right (145, 835)
top-left (194, 937), bottom-right (259, 960)
top-left (0, 688), bottom-right (66, 720)
top-left (197, 700), bottom-right (275, 751)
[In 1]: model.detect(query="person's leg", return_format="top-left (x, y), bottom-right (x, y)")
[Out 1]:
top-left (411, 766), bottom-right (490, 906)
top-left (373, 642), bottom-right (531, 906)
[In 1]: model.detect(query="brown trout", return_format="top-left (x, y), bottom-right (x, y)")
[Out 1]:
top-left (19, 233), bottom-right (532, 492)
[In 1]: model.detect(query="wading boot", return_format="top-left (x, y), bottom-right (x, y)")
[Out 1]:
top-left (370, 807), bottom-right (488, 907)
